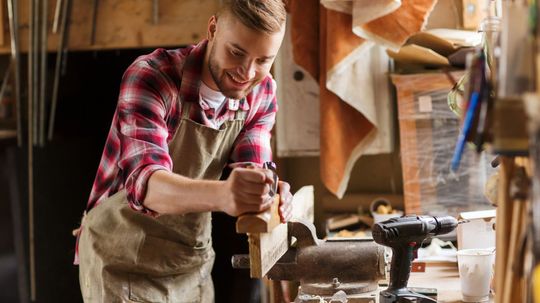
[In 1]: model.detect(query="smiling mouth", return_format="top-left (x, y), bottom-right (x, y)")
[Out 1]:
top-left (227, 72), bottom-right (249, 86)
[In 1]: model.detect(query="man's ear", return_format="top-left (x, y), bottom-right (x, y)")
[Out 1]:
top-left (207, 15), bottom-right (218, 40)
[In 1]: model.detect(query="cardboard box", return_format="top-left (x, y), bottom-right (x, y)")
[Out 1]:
top-left (391, 72), bottom-right (495, 217)
top-left (457, 209), bottom-right (496, 249)
top-left (462, 0), bottom-right (487, 30)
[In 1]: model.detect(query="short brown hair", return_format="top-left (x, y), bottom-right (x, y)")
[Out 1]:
top-left (218, 0), bottom-right (286, 34)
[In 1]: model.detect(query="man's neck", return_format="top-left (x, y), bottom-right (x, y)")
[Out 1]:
top-left (201, 45), bottom-right (220, 91)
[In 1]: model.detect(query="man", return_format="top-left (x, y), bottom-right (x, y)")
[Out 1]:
top-left (77, 1), bottom-right (292, 302)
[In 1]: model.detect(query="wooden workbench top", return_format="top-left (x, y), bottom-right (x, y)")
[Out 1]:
top-left (408, 263), bottom-right (495, 303)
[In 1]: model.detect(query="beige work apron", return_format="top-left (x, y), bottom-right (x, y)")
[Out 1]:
top-left (79, 100), bottom-right (246, 303)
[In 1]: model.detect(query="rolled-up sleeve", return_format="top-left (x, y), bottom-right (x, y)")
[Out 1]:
top-left (116, 62), bottom-right (175, 212)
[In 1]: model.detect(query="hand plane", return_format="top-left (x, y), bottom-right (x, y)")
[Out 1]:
top-left (236, 162), bottom-right (281, 234)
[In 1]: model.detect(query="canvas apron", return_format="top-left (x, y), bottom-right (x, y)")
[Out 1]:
top-left (79, 101), bottom-right (246, 303)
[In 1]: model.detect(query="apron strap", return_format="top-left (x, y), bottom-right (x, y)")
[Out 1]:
top-left (182, 100), bottom-right (192, 119)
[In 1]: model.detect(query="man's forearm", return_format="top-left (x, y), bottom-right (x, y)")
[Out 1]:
top-left (143, 170), bottom-right (227, 215)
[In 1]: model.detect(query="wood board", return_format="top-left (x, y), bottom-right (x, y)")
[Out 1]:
top-left (242, 185), bottom-right (314, 278)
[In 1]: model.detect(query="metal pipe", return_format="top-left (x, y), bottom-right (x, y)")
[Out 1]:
top-left (39, 0), bottom-right (48, 146)
top-left (0, 62), bottom-right (13, 109)
top-left (28, 0), bottom-right (34, 144)
top-left (48, 0), bottom-right (70, 141)
top-left (90, 0), bottom-right (99, 45)
top-left (32, 0), bottom-right (39, 146)
top-left (27, 0), bottom-right (36, 298)
top-left (7, 0), bottom-right (21, 147)
top-left (52, 0), bottom-right (62, 34)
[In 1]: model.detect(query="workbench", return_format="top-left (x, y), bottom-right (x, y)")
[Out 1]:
top-left (408, 263), bottom-right (495, 303)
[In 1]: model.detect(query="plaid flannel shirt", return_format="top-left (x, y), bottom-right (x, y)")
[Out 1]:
top-left (86, 40), bottom-right (277, 215)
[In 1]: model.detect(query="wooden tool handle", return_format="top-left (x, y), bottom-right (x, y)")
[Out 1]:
top-left (236, 194), bottom-right (281, 234)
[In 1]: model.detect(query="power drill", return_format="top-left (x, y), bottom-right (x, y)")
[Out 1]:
top-left (372, 215), bottom-right (458, 303)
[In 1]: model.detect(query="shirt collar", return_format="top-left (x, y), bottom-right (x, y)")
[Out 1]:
top-left (238, 98), bottom-right (250, 111)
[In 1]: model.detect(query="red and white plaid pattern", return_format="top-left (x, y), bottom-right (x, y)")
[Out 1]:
top-left (86, 40), bottom-right (277, 215)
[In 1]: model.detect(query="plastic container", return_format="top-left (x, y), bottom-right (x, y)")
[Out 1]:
top-left (457, 248), bottom-right (495, 302)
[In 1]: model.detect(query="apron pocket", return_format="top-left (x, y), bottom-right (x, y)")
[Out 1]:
top-left (136, 235), bottom-right (213, 275)
top-left (128, 272), bottom-right (201, 303)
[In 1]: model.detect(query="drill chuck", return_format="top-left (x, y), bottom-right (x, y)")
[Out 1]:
top-left (433, 215), bottom-right (459, 235)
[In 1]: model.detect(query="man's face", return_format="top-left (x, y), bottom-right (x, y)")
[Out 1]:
top-left (205, 13), bottom-right (285, 100)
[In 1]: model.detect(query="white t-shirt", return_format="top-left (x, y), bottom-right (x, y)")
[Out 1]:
top-left (198, 82), bottom-right (229, 129)
top-left (200, 82), bottom-right (226, 111)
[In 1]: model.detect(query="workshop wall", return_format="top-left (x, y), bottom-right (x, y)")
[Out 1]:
top-left (279, 0), bottom-right (463, 234)
top-left (0, 0), bottom-right (220, 53)
top-left (0, 0), bottom-right (466, 302)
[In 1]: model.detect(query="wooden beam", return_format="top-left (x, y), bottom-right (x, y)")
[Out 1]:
top-left (240, 185), bottom-right (314, 278)
top-left (495, 157), bottom-right (514, 303)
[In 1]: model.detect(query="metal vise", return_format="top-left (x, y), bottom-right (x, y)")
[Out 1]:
top-left (233, 220), bottom-right (386, 303)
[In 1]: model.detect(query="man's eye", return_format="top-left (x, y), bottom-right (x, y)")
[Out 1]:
top-left (231, 50), bottom-right (243, 57)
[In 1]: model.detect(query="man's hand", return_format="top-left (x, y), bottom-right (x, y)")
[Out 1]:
top-left (220, 167), bottom-right (275, 217)
top-left (278, 181), bottom-right (293, 223)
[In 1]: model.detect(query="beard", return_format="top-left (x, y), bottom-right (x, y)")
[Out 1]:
top-left (207, 43), bottom-right (259, 100)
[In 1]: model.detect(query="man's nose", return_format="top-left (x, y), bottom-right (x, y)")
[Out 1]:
top-left (238, 60), bottom-right (256, 80)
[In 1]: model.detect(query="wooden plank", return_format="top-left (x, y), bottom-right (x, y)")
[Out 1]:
top-left (495, 157), bottom-right (514, 303)
top-left (236, 194), bottom-right (281, 234)
top-left (392, 74), bottom-right (424, 215)
top-left (0, 0), bottom-right (221, 53)
top-left (248, 223), bottom-right (288, 278)
top-left (502, 197), bottom-right (523, 303)
top-left (243, 185), bottom-right (314, 278)
top-left (501, 159), bottom-right (530, 303)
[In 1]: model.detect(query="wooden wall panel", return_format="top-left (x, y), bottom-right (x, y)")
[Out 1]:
top-left (0, 0), bottom-right (220, 53)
